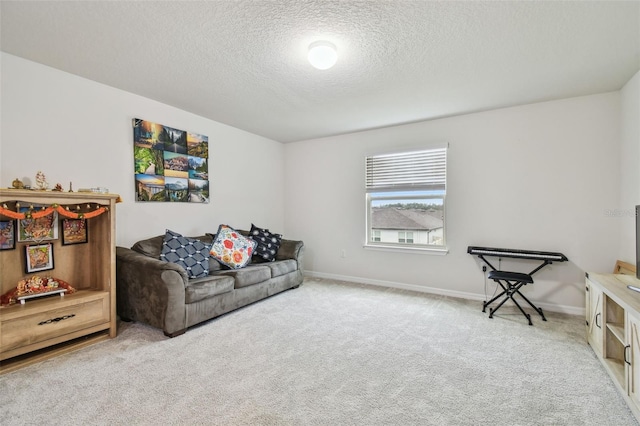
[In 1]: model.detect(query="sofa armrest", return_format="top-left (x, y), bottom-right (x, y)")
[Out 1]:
top-left (277, 239), bottom-right (305, 271)
top-left (116, 246), bottom-right (188, 335)
top-left (117, 246), bottom-right (189, 281)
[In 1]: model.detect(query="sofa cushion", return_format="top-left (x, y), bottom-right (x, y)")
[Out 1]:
top-left (132, 234), bottom-right (222, 274)
top-left (207, 257), bottom-right (222, 273)
top-left (160, 229), bottom-right (210, 279)
top-left (266, 259), bottom-right (297, 278)
top-left (217, 265), bottom-right (271, 289)
top-left (132, 235), bottom-right (164, 258)
top-left (132, 234), bottom-right (213, 256)
top-left (184, 275), bottom-right (235, 304)
top-left (248, 223), bottom-right (282, 262)
top-left (209, 224), bottom-right (257, 269)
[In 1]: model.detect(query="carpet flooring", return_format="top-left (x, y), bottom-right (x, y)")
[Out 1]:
top-left (0, 278), bottom-right (637, 425)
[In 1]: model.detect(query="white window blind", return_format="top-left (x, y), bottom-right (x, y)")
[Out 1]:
top-left (365, 147), bottom-right (447, 192)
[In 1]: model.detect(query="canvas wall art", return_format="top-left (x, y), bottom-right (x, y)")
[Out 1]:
top-left (133, 118), bottom-right (209, 203)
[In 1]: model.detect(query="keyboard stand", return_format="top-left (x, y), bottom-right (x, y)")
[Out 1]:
top-left (468, 246), bottom-right (567, 325)
top-left (483, 270), bottom-right (541, 325)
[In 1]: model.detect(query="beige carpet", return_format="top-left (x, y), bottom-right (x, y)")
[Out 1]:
top-left (0, 278), bottom-right (637, 425)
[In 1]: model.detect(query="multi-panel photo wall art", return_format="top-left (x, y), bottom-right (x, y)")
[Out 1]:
top-left (133, 118), bottom-right (209, 203)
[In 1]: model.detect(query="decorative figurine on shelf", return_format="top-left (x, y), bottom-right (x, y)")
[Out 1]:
top-left (11, 178), bottom-right (24, 189)
top-left (53, 183), bottom-right (63, 192)
top-left (0, 276), bottom-right (76, 306)
top-left (35, 171), bottom-right (48, 190)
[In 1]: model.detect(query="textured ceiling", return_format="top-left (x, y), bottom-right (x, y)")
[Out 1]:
top-left (1, 1), bottom-right (639, 143)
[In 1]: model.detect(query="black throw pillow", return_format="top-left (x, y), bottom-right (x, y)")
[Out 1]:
top-left (249, 223), bottom-right (282, 262)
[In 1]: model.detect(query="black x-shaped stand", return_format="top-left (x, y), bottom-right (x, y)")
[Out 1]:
top-left (480, 259), bottom-right (551, 325)
top-left (468, 246), bottom-right (567, 325)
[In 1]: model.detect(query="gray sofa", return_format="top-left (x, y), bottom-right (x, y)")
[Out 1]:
top-left (115, 232), bottom-right (304, 337)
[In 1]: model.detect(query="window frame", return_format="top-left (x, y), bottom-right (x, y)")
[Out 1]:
top-left (364, 145), bottom-right (448, 254)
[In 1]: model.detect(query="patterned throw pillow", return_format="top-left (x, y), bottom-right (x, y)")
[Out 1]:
top-left (249, 223), bottom-right (282, 262)
top-left (160, 229), bottom-right (210, 278)
top-left (209, 224), bottom-right (257, 269)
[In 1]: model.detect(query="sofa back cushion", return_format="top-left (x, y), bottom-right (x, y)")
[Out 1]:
top-left (132, 234), bottom-right (222, 273)
top-left (132, 235), bottom-right (164, 258)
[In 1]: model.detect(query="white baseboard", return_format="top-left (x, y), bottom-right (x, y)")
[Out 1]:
top-left (304, 270), bottom-right (585, 317)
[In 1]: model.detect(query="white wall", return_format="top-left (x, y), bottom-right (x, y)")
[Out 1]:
top-left (619, 70), bottom-right (640, 263)
top-left (0, 53), bottom-right (286, 248)
top-left (2, 52), bottom-right (634, 314)
top-left (284, 93), bottom-right (623, 313)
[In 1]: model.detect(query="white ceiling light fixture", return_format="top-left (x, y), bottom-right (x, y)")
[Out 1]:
top-left (308, 41), bottom-right (338, 70)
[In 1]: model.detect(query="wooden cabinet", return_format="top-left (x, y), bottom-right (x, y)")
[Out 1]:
top-left (586, 272), bottom-right (640, 422)
top-left (0, 189), bottom-right (120, 372)
top-left (585, 277), bottom-right (604, 358)
top-left (627, 312), bottom-right (640, 410)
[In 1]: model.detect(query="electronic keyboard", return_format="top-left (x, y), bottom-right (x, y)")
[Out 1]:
top-left (467, 246), bottom-right (568, 262)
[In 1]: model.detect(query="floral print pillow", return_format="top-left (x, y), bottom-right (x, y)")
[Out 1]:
top-left (209, 224), bottom-right (257, 269)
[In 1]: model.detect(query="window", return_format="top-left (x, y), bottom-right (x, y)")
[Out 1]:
top-left (365, 146), bottom-right (447, 250)
top-left (398, 231), bottom-right (414, 244)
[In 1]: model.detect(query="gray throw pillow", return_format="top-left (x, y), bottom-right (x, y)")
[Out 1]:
top-left (160, 229), bottom-right (210, 278)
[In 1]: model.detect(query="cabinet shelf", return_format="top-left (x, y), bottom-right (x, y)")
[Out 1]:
top-left (0, 290), bottom-right (108, 320)
top-left (607, 322), bottom-right (625, 344)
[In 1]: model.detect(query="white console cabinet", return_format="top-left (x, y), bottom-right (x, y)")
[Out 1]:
top-left (586, 272), bottom-right (640, 421)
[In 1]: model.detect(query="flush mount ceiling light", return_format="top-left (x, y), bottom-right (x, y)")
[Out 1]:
top-left (308, 41), bottom-right (337, 70)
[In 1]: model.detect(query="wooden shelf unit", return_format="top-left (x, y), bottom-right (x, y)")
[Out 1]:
top-left (586, 272), bottom-right (640, 422)
top-left (0, 189), bottom-right (120, 372)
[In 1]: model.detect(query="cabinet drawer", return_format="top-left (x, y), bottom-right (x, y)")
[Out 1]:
top-left (1, 294), bottom-right (109, 355)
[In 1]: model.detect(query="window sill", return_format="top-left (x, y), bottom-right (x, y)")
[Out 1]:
top-left (363, 244), bottom-right (449, 255)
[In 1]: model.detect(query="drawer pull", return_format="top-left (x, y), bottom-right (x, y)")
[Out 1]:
top-left (38, 314), bottom-right (76, 325)
top-left (625, 345), bottom-right (631, 365)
